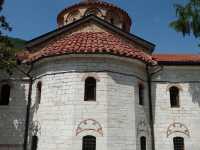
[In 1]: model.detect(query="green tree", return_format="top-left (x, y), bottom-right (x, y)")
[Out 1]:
top-left (0, 0), bottom-right (18, 74)
top-left (170, 0), bottom-right (200, 41)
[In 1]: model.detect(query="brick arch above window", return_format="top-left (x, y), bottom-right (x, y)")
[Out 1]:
top-left (167, 122), bottom-right (190, 138)
top-left (76, 119), bottom-right (103, 136)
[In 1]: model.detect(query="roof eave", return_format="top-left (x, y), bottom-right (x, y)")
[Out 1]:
top-left (158, 61), bottom-right (200, 66)
top-left (26, 15), bottom-right (155, 52)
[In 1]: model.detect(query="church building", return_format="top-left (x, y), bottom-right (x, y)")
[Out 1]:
top-left (0, 0), bottom-right (200, 150)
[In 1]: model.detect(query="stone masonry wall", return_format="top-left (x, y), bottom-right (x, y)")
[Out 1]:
top-left (153, 66), bottom-right (200, 150)
top-left (0, 70), bottom-right (29, 150)
top-left (30, 55), bottom-right (151, 150)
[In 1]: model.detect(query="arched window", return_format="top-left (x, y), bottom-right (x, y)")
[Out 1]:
top-left (31, 135), bottom-right (38, 150)
top-left (0, 84), bottom-right (11, 105)
top-left (84, 77), bottom-right (96, 101)
top-left (139, 84), bottom-right (144, 105)
top-left (36, 82), bottom-right (42, 104)
top-left (82, 135), bottom-right (96, 150)
top-left (84, 8), bottom-right (102, 17)
top-left (170, 86), bottom-right (180, 107)
top-left (140, 136), bottom-right (146, 150)
top-left (106, 11), bottom-right (121, 26)
top-left (66, 10), bottom-right (81, 23)
top-left (122, 24), bottom-right (126, 30)
top-left (173, 137), bottom-right (184, 150)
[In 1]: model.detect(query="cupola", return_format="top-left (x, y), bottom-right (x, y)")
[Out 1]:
top-left (57, 0), bottom-right (132, 32)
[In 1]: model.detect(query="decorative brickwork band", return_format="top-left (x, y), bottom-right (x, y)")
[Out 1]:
top-left (76, 119), bottom-right (103, 136)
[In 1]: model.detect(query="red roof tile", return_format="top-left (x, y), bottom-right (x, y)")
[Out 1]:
top-left (153, 54), bottom-right (200, 63)
top-left (18, 32), bottom-right (155, 64)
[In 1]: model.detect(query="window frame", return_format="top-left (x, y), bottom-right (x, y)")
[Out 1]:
top-left (169, 86), bottom-right (180, 108)
top-left (82, 135), bottom-right (96, 150)
top-left (173, 137), bottom-right (184, 150)
top-left (0, 84), bottom-right (11, 106)
top-left (84, 77), bottom-right (96, 101)
top-left (139, 83), bottom-right (144, 106)
top-left (140, 136), bottom-right (146, 150)
top-left (36, 82), bottom-right (42, 104)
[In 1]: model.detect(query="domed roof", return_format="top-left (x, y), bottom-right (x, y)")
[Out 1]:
top-left (57, 0), bottom-right (132, 32)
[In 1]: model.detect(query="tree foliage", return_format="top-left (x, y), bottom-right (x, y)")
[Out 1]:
top-left (170, 0), bottom-right (200, 39)
top-left (0, 0), bottom-right (20, 74)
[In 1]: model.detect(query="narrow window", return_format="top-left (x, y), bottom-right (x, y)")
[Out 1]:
top-left (82, 135), bottom-right (96, 150)
top-left (122, 24), bottom-right (126, 30)
top-left (110, 18), bottom-right (114, 24)
top-left (170, 86), bottom-right (179, 107)
top-left (31, 135), bottom-right (38, 150)
top-left (84, 77), bottom-right (96, 101)
top-left (173, 137), bottom-right (184, 150)
top-left (0, 84), bottom-right (10, 105)
top-left (36, 82), bottom-right (42, 104)
top-left (139, 84), bottom-right (144, 105)
top-left (140, 136), bottom-right (146, 150)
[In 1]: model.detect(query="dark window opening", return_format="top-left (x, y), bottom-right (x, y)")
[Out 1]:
top-left (110, 18), bottom-right (114, 24)
top-left (36, 82), bottom-right (42, 104)
top-left (31, 135), bottom-right (38, 150)
top-left (140, 136), bottom-right (146, 150)
top-left (173, 137), bottom-right (184, 150)
top-left (0, 84), bottom-right (10, 105)
top-left (170, 86), bottom-right (180, 107)
top-left (139, 84), bottom-right (144, 105)
top-left (122, 24), bottom-right (126, 30)
top-left (82, 135), bottom-right (96, 150)
top-left (84, 77), bottom-right (96, 101)
top-left (85, 9), bottom-right (100, 16)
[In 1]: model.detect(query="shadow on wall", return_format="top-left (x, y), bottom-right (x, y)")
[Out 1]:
top-left (106, 72), bottom-right (136, 150)
top-left (0, 81), bottom-right (27, 149)
top-left (188, 83), bottom-right (200, 106)
top-left (151, 82), bottom-right (157, 124)
top-left (0, 72), bottom-right (40, 149)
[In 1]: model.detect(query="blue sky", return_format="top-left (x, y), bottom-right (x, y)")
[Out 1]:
top-left (3, 0), bottom-right (200, 54)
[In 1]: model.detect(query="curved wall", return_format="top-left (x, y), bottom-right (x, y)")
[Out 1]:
top-left (30, 55), bottom-right (151, 150)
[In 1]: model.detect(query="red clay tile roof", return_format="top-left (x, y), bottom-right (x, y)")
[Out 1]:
top-left (17, 32), bottom-right (155, 64)
top-left (153, 54), bottom-right (200, 64)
